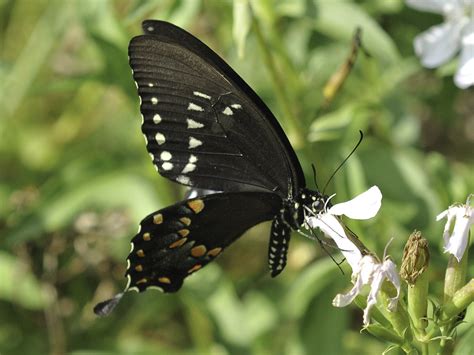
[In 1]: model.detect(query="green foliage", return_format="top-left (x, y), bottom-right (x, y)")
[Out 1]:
top-left (0, 0), bottom-right (472, 354)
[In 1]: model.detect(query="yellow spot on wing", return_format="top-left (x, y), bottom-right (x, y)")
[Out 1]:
top-left (136, 249), bottom-right (145, 257)
top-left (135, 265), bottom-right (143, 272)
top-left (169, 238), bottom-right (187, 248)
top-left (143, 232), bottom-right (151, 241)
top-left (158, 277), bottom-right (171, 284)
top-left (136, 278), bottom-right (147, 284)
top-left (191, 245), bottom-right (207, 258)
top-left (188, 199), bottom-right (204, 214)
top-left (179, 217), bottom-right (191, 226)
top-left (153, 213), bottom-right (163, 224)
top-left (178, 229), bottom-right (190, 237)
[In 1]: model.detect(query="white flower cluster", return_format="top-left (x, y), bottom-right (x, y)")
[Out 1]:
top-left (306, 186), bottom-right (473, 326)
top-left (305, 186), bottom-right (400, 325)
top-left (407, 0), bottom-right (474, 88)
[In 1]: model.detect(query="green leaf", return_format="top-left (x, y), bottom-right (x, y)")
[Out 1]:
top-left (284, 258), bottom-right (339, 318)
top-left (233, 0), bottom-right (252, 58)
top-left (455, 323), bottom-right (474, 355)
top-left (0, 252), bottom-right (45, 309)
top-left (206, 278), bottom-right (277, 346)
top-left (312, 1), bottom-right (399, 64)
top-left (308, 104), bottom-right (355, 142)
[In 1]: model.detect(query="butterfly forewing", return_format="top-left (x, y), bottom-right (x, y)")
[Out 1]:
top-left (126, 191), bottom-right (281, 293)
top-left (129, 20), bottom-right (305, 198)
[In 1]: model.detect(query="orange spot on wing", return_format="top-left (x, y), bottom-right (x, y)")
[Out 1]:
top-left (207, 247), bottom-right (222, 257)
top-left (169, 238), bottom-right (187, 248)
top-left (187, 199), bottom-right (204, 214)
top-left (187, 264), bottom-right (202, 274)
top-left (191, 245), bottom-right (207, 258)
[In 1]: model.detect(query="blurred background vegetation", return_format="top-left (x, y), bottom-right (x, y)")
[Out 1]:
top-left (1, 0), bottom-right (473, 354)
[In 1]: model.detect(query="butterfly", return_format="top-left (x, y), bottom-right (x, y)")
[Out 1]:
top-left (94, 20), bottom-right (330, 316)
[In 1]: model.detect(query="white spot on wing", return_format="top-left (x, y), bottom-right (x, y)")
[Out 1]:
top-left (182, 163), bottom-right (196, 174)
top-left (188, 137), bottom-right (202, 149)
top-left (188, 102), bottom-right (204, 111)
top-left (193, 91), bottom-right (211, 99)
top-left (231, 104), bottom-right (242, 109)
top-left (148, 286), bottom-right (164, 292)
top-left (153, 114), bottom-right (162, 124)
top-left (222, 107), bottom-right (233, 115)
top-left (148, 83), bottom-right (154, 87)
top-left (186, 118), bottom-right (204, 129)
top-left (151, 97), bottom-right (158, 105)
top-left (155, 132), bottom-right (165, 145)
top-left (160, 151), bottom-right (172, 161)
top-left (147, 26), bottom-right (154, 32)
top-left (189, 154), bottom-right (198, 163)
top-left (176, 175), bottom-right (190, 184)
top-left (162, 162), bottom-right (173, 171)
top-left (149, 153), bottom-right (155, 161)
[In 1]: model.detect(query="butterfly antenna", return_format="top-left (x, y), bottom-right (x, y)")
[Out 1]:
top-left (309, 227), bottom-right (345, 274)
top-left (311, 163), bottom-right (320, 190)
top-left (322, 130), bottom-right (364, 195)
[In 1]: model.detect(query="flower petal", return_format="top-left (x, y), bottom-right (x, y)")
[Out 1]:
top-left (332, 272), bottom-right (365, 308)
top-left (414, 20), bottom-right (466, 68)
top-left (306, 214), bottom-right (362, 270)
top-left (444, 206), bottom-right (474, 261)
top-left (454, 20), bottom-right (474, 88)
top-left (328, 186), bottom-right (382, 220)
top-left (381, 259), bottom-right (401, 311)
top-left (406, 0), bottom-right (459, 14)
top-left (364, 266), bottom-right (384, 325)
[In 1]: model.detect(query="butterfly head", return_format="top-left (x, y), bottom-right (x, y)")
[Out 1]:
top-left (298, 189), bottom-right (331, 214)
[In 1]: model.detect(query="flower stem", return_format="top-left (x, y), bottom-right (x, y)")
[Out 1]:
top-left (444, 250), bottom-right (468, 304)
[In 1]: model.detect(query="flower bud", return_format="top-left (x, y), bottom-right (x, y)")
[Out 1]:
top-left (400, 231), bottom-right (430, 336)
top-left (400, 231), bottom-right (430, 285)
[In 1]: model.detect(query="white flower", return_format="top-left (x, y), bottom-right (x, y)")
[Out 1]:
top-left (305, 186), bottom-right (400, 325)
top-left (306, 186), bottom-right (382, 270)
top-left (436, 195), bottom-right (474, 262)
top-left (332, 255), bottom-right (401, 326)
top-left (406, 0), bottom-right (474, 88)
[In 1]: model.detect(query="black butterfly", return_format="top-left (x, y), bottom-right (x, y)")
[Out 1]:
top-left (94, 20), bottom-right (328, 316)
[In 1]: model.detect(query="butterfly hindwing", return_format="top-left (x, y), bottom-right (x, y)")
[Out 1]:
top-left (129, 20), bottom-right (305, 198)
top-left (126, 191), bottom-right (282, 293)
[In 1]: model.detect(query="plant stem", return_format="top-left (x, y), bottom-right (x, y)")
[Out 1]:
top-left (440, 239), bottom-right (469, 354)
top-left (252, 17), bottom-right (306, 149)
top-left (442, 278), bottom-right (474, 319)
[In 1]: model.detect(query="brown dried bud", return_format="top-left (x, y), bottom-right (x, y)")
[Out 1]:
top-left (400, 231), bottom-right (430, 285)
